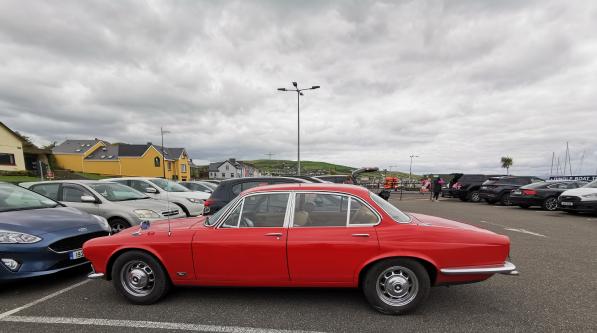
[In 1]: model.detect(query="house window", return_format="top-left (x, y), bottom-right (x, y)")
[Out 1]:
top-left (167, 161), bottom-right (172, 171)
top-left (225, 165), bottom-right (229, 170)
top-left (221, 172), bottom-right (225, 178)
top-left (154, 157), bottom-right (161, 167)
top-left (230, 173), bottom-right (234, 178)
top-left (181, 164), bottom-right (187, 173)
top-left (0, 153), bottom-right (16, 166)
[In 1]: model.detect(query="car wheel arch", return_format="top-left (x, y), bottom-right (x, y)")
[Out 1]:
top-left (105, 247), bottom-right (169, 281)
top-left (171, 202), bottom-right (190, 216)
top-left (357, 255), bottom-right (438, 288)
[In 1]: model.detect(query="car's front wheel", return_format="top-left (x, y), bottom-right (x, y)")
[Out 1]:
top-left (500, 193), bottom-right (511, 206)
top-left (362, 259), bottom-right (430, 315)
top-left (112, 250), bottom-right (170, 304)
top-left (109, 218), bottom-right (130, 234)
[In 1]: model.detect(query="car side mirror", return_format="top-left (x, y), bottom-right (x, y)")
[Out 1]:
top-left (145, 187), bottom-right (158, 194)
top-left (80, 195), bottom-right (97, 203)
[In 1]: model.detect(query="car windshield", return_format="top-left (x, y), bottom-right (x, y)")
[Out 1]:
top-left (201, 182), bottom-right (217, 190)
top-left (0, 183), bottom-right (59, 212)
top-left (583, 180), bottom-right (597, 188)
top-left (89, 182), bottom-right (149, 201)
top-left (205, 197), bottom-right (240, 226)
top-left (150, 179), bottom-right (189, 192)
top-left (369, 191), bottom-right (411, 222)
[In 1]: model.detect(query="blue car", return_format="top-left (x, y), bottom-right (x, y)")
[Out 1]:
top-left (0, 182), bottom-right (111, 281)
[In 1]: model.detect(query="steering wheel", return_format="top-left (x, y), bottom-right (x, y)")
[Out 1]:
top-left (240, 217), bottom-right (255, 228)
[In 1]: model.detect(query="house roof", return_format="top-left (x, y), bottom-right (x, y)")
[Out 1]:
top-left (208, 159), bottom-right (257, 172)
top-left (84, 144), bottom-right (120, 160)
top-left (83, 142), bottom-right (187, 161)
top-left (53, 139), bottom-right (105, 154)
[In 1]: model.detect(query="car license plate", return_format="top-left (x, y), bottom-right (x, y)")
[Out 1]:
top-left (560, 202), bottom-right (574, 206)
top-left (69, 249), bottom-right (84, 260)
top-left (513, 190), bottom-right (522, 195)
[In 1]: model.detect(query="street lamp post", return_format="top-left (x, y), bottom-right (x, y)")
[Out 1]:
top-left (409, 154), bottom-right (419, 182)
top-left (277, 82), bottom-right (320, 176)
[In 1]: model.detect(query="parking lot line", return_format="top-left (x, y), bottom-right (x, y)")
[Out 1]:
top-left (0, 279), bottom-right (90, 320)
top-left (1, 315), bottom-right (325, 333)
top-left (504, 228), bottom-right (547, 237)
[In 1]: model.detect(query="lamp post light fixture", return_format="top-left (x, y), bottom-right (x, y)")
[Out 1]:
top-left (277, 82), bottom-right (320, 176)
top-left (409, 155), bottom-right (419, 182)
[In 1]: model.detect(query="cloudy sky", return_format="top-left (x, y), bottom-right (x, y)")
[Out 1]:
top-left (1, 0), bottom-right (596, 176)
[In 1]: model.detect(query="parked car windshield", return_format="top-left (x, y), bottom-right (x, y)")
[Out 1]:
top-left (583, 180), bottom-right (597, 188)
top-left (150, 179), bottom-right (190, 192)
top-left (369, 191), bottom-right (410, 222)
top-left (89, 182), bottom-right (149, 201)
top-left (0, 183), bottom-right (59, 212)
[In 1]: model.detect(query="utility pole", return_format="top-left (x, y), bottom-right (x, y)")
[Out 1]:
top-left (550, 152), bottom-right (555, 177)
top-left (160, 127), bottom-right (170, 179)
top-left (409, 155), bottom-right (419, 182)
top-left (265, 152), bottom-right (276, 160)
top-left (277, 82), bottom-right (320, 176)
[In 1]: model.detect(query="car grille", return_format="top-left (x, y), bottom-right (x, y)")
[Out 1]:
top-left (559, 195), bottom-right (580, 202)
top-left (49, 231), bottom-right (109, 253)
top-left (161, 209), bottom-right (180, 217)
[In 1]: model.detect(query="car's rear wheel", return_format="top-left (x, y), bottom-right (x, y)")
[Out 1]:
top-left (542, 197), bottom-right (558, 211)
top-left (500, 193), bottom-right (511, 206)
top-left (362, 259), bottom-right (430, 315)
top-left (109, 218), bottom-right (130, 234)
top-left (112, 250), bottom-right (170, 304)
top-left (468, 191), bottom-right (481, 202)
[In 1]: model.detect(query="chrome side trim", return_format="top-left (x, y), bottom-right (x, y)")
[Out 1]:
top-left (440, 261), bottom-right (518, 276)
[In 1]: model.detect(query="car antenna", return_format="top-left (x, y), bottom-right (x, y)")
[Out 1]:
top-left (160, 129), bottom-right (173, 237)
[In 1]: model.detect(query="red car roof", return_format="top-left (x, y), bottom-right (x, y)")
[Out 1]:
top-left (242, 183), bottom-right (370, 196)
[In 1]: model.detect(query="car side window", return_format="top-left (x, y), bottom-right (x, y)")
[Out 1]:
top-left (220, 193), bottom-right (290, 228)
top-left (349, 198), bottom-right (378, 225)
top-left (30, 184), bottom-right (60, 201)
top-left (231, 181), bottom-right (268, 196)
top-left (129, 180), bottom-right (152, 193)
top-left (220, 202), bottom-right (242, 228)
top-left (293, 193), bottom-right (348, 227)
top-left (61, 184), bottom-right (94, 202)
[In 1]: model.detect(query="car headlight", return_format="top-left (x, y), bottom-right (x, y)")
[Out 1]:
top-left (133, 209), bottom-right (160, 219)
top-left (91, 215), bottom-right (111, 233)
top-left (0, 230), bottom-right (42, 244)
top-left (186, 198), bottom-right (205, 204)
top-left (581, 193), bottom-right (597, 200)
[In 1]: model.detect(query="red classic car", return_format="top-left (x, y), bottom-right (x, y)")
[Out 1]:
top-left (83, 183), bottom-right (518, 314)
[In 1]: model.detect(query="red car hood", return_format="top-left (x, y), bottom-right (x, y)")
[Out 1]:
top-left (143, 216), bottom-right (206, 232)
top-left (409, 213), bottom-right (494, 234)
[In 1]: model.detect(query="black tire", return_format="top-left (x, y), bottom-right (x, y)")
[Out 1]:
top-left (518, 204), bottom-right (530, 209)
top-left (542, 197), bottom-right (558, 211)
top-left (112, 250), bottom-right (170, 305)
top-left (362, 258), bottom-right (430, 315)
top-left (109, 218), bottom-right (131, 234)
top-left (468, 190), bottom-right (481, 203)
top-left (500, 193), bottom-right (511, 206)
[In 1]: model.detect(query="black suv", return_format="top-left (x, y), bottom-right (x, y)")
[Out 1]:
top-left (203, 177), bottom-right (308, 215)
top-left (443, 174), bottom-right (499, 202)
top-left (479, 176), bottom-right (544, 205)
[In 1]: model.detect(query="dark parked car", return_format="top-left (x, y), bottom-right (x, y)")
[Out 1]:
top-left (509, 181), bottom-right (588, 211)
top-left (203, 177), bottom-right (309, 215)
top-left (479, 176), bottom-right (544, 205)
top-left (0, 182), bottom-right (110, 281)
top-left (313, 167), bottom-right (379, 185)
top-left (442, 174), bottom-right (500, 202)
top-left (558, 180), bottom-right (597, 214)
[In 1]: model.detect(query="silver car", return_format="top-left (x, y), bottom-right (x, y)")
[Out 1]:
top-left (22, 180), bottom-right (186, 233)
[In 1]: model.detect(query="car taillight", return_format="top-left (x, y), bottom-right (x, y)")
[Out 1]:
top-left (204, 198), bottom-right (214, 207)
top-left (522, 189), bottom-right (537, 196)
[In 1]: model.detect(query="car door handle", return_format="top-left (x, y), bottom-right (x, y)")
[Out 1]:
top-left (352, 233), bottom-right (370, 237)
top-left (264, 233), bottom-right (283, 237)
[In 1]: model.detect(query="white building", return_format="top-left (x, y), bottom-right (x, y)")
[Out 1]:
top-left (208, 158), bottom-right (261, 179)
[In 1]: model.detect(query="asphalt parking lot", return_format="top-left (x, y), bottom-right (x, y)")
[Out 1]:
top-left (1, 194), bottom-right (595, 332)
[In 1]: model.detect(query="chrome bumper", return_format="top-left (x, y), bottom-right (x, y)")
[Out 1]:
top-left (440, 261), bottom-right (519, 276)
top-left (87, 266), bottom-right (105, 279)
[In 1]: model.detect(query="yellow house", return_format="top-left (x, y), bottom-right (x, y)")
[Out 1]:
top-left (52, 140), bottom-right (191, 181)
top-left (0, 122), bottom-right (49, 172)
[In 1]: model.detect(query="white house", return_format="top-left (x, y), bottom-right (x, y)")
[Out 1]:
top-left (208, 158), bottom-right (261, 179)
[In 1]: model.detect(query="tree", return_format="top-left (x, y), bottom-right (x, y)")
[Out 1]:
top-left (501, 156), bottom-right (513, 175)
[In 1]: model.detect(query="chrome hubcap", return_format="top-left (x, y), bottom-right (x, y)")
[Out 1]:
top-left (471, 192), bottom-right (480, 202)
top-left (121, 261), bottom-right (155, 296)
top-left (111, 223), bottom-right (126, 233)
top-left (545, 198), bottom-right (557, 211)
top-left (376, 266), bottom-right (419, 306)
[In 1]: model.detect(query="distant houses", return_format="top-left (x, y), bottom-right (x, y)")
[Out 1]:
top-left (208, 158), bottom-right (261, 179)
top-left (52, 139), bottom-right (191, 180)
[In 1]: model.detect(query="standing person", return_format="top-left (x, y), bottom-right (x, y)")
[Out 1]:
top-left (432, 177), bottom-right (442, 201)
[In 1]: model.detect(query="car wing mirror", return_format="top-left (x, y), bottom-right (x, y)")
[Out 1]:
top-left (146, 187), bottom-right (158, 194)
top-left (80, 195), bottom-right (97, 203)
